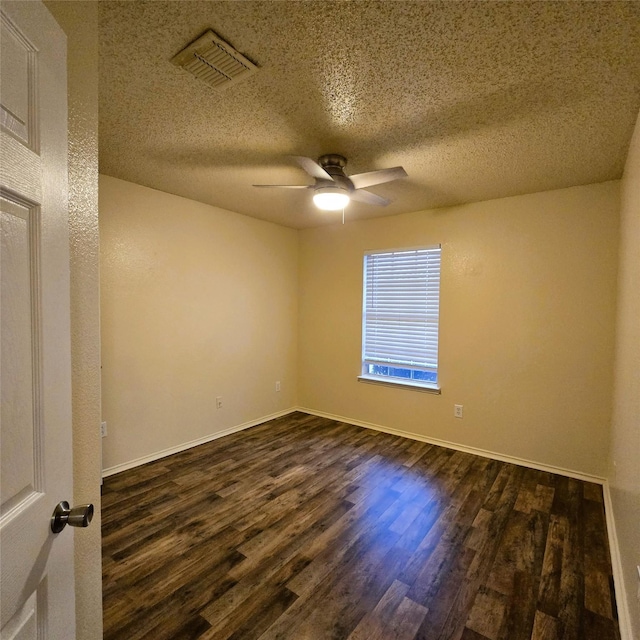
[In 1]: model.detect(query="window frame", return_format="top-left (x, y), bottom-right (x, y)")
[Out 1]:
top-left (358, 245), bottom-right (442, 393)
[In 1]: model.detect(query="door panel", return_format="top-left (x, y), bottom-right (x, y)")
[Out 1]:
top-left (1, 588), bottom-right (44, 640)
top-left (0, 9), bottom-right (37, 150)
top-left (1, 195), bottom-right (41, 515)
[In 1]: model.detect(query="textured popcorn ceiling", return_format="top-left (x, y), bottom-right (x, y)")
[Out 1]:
top-left (99, 1), bottom-right (640, 229)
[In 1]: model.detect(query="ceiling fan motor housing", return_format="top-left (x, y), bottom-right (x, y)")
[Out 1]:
top-left (318, 155), bottom-right (352, 190)
top-left (318, 154), bottom-right (347, 170)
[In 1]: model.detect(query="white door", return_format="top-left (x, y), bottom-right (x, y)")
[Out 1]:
top-left (0, 1), bottom-right (76, 638)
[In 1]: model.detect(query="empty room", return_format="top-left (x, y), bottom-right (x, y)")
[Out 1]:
top-left (1, 1), bottom-right (638, 640)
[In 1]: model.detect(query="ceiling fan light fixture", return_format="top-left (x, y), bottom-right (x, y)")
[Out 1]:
top-left (313, 186), bottom-right (350, 211)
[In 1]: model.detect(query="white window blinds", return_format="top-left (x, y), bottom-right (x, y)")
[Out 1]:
top-left (362, 247), bottom-right (441, 379)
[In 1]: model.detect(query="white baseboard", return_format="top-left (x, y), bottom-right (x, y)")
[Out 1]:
top-left (295, 406), bottom-right (607, 484)
top-left (602, 482), bottom-right (633, 640)
top-left (101, 407), bottom-right (297, 478)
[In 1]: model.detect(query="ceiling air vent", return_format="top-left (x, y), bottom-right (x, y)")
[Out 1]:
top-left (171, 30), bottom-right (258, 91)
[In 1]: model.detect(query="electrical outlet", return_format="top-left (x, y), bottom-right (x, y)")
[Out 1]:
top-left (216, 396), bottom-right (223, 409)
top-left (454, 404), bottom-right (463, 419)
top-left (275, 381), bottom-right (281, 392)
top-left (101, 421), bottom-right (107, 437)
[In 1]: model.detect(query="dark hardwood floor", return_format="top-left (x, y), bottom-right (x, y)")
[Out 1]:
top-left (102, 412), bottom-right (619, 640)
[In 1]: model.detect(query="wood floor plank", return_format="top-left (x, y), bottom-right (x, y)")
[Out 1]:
top-left (530, 609), bottom-right (562, 640)
top-left (389, 597), bottom-right (430, 640)
top-left (464, 586), bottom-right (508, 640)
top-left (436, 465), bottom-right (527, 640)
top-left (265, 531), bottom-right (410, 639)
top-left (412, 544), bottom-right (476, 640)
top-left (537, 513), bottom-right (568, 618)
top-left (102, 412), bottom-right (620, 640)
top-left (347, 579), bottom-right (412, 640)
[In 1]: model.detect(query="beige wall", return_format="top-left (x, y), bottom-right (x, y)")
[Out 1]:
top-left (45, 2), bottom-right (103, 639)
top-left (610, 110), bottom-right (640, 636)
top-left (299, 182), bottom-right (619, 477)
top-left (100, 176), bottom-right (298, 470)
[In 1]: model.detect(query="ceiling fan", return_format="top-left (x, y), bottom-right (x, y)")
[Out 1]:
top-left (253, 154), bottom-right (408, 211)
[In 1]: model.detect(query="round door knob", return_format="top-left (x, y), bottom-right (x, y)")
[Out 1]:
top-left (51, 501), bottom-right (94, 533)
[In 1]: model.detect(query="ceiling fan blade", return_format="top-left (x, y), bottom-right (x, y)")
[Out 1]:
top-left (252, 184), bottom-right (313, 189)
top-left (349, 166), bottom-right (407, 190)
top-left (349, 189), bottom-right (390, 206)
top-left (292, 156), bottom-right (333, 181)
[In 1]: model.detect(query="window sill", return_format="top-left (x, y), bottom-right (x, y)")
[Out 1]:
top-left (357, 375), bottom-right (441, 394)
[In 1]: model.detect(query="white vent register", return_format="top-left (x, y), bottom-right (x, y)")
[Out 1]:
top-left (171, 29), bottom-right (258, 91)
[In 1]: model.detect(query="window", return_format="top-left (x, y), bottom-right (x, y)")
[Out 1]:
top-left (360, 246), bottom-right (441, 390)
